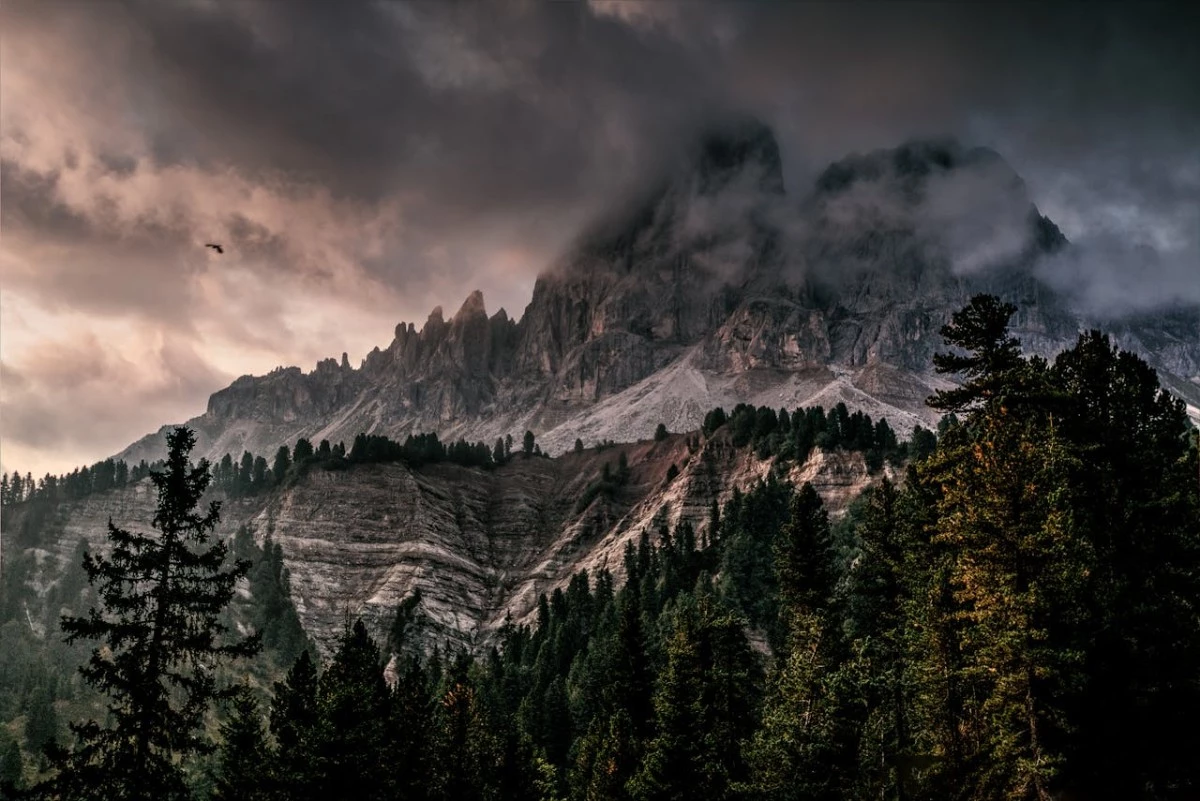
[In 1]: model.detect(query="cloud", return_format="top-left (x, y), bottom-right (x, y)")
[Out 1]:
top-left (0, 327), bottom-right (231, 476)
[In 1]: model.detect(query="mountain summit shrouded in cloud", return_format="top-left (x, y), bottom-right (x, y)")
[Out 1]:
top-left (106, 123), bottom-right (1199, 472)
top-left (1, 1), bottom-right (1198, 475)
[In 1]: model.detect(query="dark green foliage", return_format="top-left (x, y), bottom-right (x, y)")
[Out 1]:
top-left (928, 294), bottom-right (1023, 413)
top-left (252, 456), bottom-right (269, 487)
top-left (292, 438), bottom-right (314, 464)
top-left (23, 681), bottom-right (60, 755)
top-left (309, 621), bottom-right (397, 801)
top-left (269, 651), bottom-right (320, 800)
top-left (1, 456), bottom-right (136, 506)
top-left (1, 732), bottom-right (24, 796)
top-left (211, 689), bottom-right (271, 801)
top-left (653, 423), bottom-right (668, 442)
top-left (211, 432), bottom-right (503, 496)
top-left (271, 446), bottom-right (291, 486)
top-left (43, 427), bottom-right (260, 801)
top-left (698, 401), bottom-right (914, 469)
top-left (908, 424), bottom-right (937, 461)
top-left (629, 590), bottom-right (760, 801)
top-left (231, 528), bottom-right (311, 668)
top-left (574, 438), bottom-right (584, 454)
top-left (714, 479), bottom-right (792, 648)
top-left (523, 430), bottom-right (535, 457)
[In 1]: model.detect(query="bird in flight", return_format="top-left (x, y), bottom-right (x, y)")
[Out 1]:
top-left (205, 243), bottom-right (224, 254)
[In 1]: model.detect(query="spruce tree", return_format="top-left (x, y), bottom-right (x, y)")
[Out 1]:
top-left (746, 484), bottom-right (851, 801)
top-left (271, 446), bottom-right (291, 486)
top-left (311, 621), bottom-right (395, 801)
top-left (918, 298), bottom-right (1095, 798)
top-left (0, 734), bottom-right (24, 794)
top-left (46, 427), bottom-right (260, 801)
top-left (1052, 331), bottom-right (1200, 796)
top-left (844, 478), bottom-right (916, 800)
top-left (269, 651), bottom-right (320, 801)
top-left (211, 688), bottom-right (271, 801)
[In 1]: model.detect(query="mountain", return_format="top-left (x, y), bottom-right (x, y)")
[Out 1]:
top-left (12, 121), bottom-right (1200, 658)
top-left (9, 430), bottom-right (889, 655)
top-left (116, 120), bottom-right (1200, 468)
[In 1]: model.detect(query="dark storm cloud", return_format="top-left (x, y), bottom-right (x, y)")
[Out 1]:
top-left (42, 0), bottom-right (720, 216)
top-left (6, 1), bottom-right (1197, 302)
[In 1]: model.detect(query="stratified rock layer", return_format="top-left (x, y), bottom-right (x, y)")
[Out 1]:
top-left (13, 433), bottom-right (888, 655)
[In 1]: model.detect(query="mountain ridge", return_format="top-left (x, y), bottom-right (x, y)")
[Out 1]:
top-left (114, 124), bottom-right (1200, 468)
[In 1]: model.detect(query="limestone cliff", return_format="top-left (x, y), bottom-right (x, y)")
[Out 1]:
top-left (9, 432), bottom-right (887, 656)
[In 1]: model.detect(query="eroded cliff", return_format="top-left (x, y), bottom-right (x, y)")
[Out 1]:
top-left (9, 431), bottom-right (887, 656)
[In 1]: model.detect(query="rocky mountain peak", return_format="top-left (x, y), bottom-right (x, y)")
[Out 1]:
top-left (814, 138), bottom-right (995, 195)
top-left (454, 290), bottom-right (487, 323)
top-left (691, 116), bottom-right (785, 196)
top-left (422, 305), bottom-right (446, 335)
top-left (115, 124), bottom-right (1200, 472)
top-left (805, 137), bottom-right (1067, 281)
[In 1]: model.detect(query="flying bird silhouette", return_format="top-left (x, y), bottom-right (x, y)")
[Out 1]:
top-left (205, 243), bottom-right (224, 254)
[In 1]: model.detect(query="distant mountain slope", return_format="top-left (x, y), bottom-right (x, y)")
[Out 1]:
top-left (14, 431), bottom-right (890, 655)
top-left (115, 122), bottom-right (1200, 467)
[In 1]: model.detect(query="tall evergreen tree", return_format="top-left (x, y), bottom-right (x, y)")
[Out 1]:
top-left (311, 621), bottom-right (396, 801)
top-left (630, 592), bottom-right (758, 801)
top-left (1052, 331), bottom-right (1200, 797)
top-left (918, 298), bottom-right (1096, 799)
top-left (45, 427), bottom-right (260, 801)
top-left (269, 651), bottom-right (320, 801)
top-left (843, 478), bottom-right (916, 800)
top-left (1, 733), bottom-right (25, 795)
top-left (211, 689), bottom-right (271, 801)
top-left (271, 447), bottom-right (291, 486)
top-left (746, 484), bottom-right (851, 801)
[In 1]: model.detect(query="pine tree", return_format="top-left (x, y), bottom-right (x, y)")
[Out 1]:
top-left (46, 427), bottom-right (260, 801)
top-left (238, 452), bottom-right (254, 496)
top-left (928, 294), bottom-right (1024, 414)
top-left (311, 621), bottom-right (396, 801)
top-left (844, 479), bottom-right (917, 800)
top-left (1, 734), bottom-right (25, 794)
top-left (269, 651), bottom-right (320, 801)
top-left (629, 593), bottom-right (758, 801)
top-left (746, 483), bottom-right (851, 801)
top-left (211, 688), bottom-right (271, 801)
top-left (391, 656), bottom-right (436, 801)
top-left (1052, 331), bottom-right (1200, 796)
top-left (272, 446), bottom-right (291, 486)
top-left (24, 681), bottom-right (61, 754)
top-left (252, 457), bottom-right (268, 489)
top-left (918, 299), bottom-right (1095, 799)
top-left (292, 439), bottom-right (314, 464)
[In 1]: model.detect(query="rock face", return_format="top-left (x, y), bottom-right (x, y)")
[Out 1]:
top-left (11, 433), bottom-right (890, 655)
top-left (115, 123), bottom-right (1200, 469)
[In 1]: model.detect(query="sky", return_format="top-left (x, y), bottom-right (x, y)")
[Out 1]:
top-left (1, 0), bottom-right (1197, 478)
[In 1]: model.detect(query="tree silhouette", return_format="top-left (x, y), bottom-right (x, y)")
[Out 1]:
top-left (45, 427), bottom-right (260, 801)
